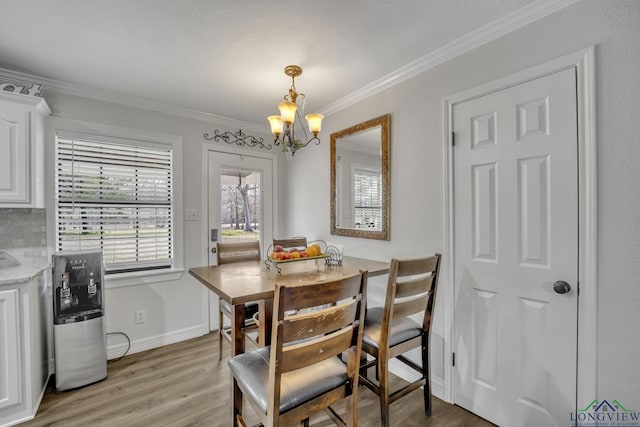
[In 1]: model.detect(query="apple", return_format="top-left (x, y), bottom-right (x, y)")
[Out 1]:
top-left (300, 251), bottom-right (307, 257)
top-left (288, 248), bottom-right (299, 253)
top-left (273, 245), bottom-right (284, 252)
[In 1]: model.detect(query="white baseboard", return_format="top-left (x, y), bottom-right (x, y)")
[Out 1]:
top-left (106, 325), bottom-right (205, 360)
top-left (431, 375), bottom-right (445, 400)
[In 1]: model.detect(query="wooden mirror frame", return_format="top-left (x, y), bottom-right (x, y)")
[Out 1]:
top-left (330, 114), bottom-right (390, 240)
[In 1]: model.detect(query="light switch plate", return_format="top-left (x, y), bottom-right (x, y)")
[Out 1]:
top-left (185, 209), bottom-right (198, 221)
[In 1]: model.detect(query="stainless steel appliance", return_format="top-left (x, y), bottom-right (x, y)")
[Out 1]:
top-left (52, 250), bottom-right (107, 391)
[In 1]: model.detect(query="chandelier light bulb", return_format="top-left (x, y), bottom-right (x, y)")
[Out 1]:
top-left (277, 101), bottom-right (297, 124)
top-left (305, 113), bottom-right (324, 136)
top-left (267, 115), bottom-right (283, 136)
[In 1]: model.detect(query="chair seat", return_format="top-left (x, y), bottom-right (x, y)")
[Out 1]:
top-left (220, 299), bottom-right (259, 323)
top-left (228, 347), bottom-right (348, 414)
top-left (363, 307), bottom-right (422, 349)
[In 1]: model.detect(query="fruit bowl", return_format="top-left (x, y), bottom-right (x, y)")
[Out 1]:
top-left (265, 240), bottom-right (328, 273)
top-left (265, 253), bottom-right (328, 273)
top-left (268, 252), bottom-right (328, 262)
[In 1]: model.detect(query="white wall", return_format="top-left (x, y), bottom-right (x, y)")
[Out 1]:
top-left (284, 0), bottom-right (640, 405)
top-left (41, 91), bottom-right (281, 356)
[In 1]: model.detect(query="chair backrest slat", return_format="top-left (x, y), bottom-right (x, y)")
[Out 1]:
top-left (282, 299), bottom-right (358, 343)
top-left (282, 326), bottom-right (355, 372)
top-left (396, 256), bottom-right (439, 277)
top-left (217, 241), bottom-right (261, 265)
top-left (282, 274), bottom-right (363, 312)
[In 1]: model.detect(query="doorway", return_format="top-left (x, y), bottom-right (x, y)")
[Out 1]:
top-left (443, 48), bottom-right (597, 426)
top-left (206, 149), bottom-right (274, 331)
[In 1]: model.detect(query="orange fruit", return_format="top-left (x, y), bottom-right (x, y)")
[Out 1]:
top-left (291, 251), bottom-right (301, 259)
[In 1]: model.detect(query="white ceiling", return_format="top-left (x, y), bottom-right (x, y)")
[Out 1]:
top-left (0, 0), bottom-right (565, 127)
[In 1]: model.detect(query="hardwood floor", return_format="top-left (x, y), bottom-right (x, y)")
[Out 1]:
top-left (22, 333), bottom-right (494, 427)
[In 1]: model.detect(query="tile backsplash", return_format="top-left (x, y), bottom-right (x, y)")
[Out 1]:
top-left (0, 208), bottom-right (47, 257)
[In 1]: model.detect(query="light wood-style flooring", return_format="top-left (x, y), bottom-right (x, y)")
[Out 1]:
top-left (22, 333), bottom-right (494, 426)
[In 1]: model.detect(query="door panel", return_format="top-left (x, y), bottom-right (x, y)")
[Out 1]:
top-left (0, 108), bottom-right (28, 202)
top-left (453, 68), bottom-right (578, 426)
top-left (0, 289), bottom-right (20, 409)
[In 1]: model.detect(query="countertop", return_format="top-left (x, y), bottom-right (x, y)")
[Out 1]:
top-left (0, 250), bottom-right (49, 286)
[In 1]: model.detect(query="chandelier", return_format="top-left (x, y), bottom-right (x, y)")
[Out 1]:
top-left (267, 65), bottom-right (324, 156)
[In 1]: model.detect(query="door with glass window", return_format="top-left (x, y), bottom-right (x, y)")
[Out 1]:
top-left (207, 150), bottom-right (273, 330)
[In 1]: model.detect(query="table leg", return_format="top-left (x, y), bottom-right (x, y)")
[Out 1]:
top-left (258, 298), bottom-right (273, 347)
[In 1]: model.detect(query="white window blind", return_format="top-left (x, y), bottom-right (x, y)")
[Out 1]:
top-left (353, 169), bottom-right (382, 229)
top-left (55, 135), bottom-right (173, 273)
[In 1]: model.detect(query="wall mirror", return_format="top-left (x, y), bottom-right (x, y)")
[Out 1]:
top-left (331, 114), bottom-right (390, 240)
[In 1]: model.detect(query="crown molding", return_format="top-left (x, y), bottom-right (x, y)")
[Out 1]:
top-left (0, 0), bottom-right (579, 126)
top-left (320, 0), bottom-right (581, 117)
top-left (0, 66), bottom-right (269, 134)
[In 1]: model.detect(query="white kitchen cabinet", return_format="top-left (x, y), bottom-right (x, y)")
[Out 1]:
top-left (0, 271), bottom-right (50, 427)
top-left (0, 92), bottom-right (50, 208)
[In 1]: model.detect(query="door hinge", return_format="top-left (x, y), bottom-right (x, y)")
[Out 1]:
top-left (451, 132), bottom-right (455, 146)
top-left (452, 352), bottom-right (456, 367)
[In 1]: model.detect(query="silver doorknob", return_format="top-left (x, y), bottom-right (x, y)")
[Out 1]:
top-left (553, 281), bottom-right (571, 294)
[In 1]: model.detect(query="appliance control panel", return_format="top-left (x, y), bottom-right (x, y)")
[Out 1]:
top-left (52, 251), bottom-right (105, 324)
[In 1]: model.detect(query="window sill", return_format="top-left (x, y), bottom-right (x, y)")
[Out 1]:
top-left (105, 268), bottom-right (184, 289)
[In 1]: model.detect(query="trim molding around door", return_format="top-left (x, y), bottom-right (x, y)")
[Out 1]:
top-left (441, 46), bottom-right (597, 407)
top-left (199, 143), bottom-right (279, 332)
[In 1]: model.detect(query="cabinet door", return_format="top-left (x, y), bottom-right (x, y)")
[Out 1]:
top-left (0, 105), bottom-right (29, 204)
top-left (0, 288), bottom-right (21, 410)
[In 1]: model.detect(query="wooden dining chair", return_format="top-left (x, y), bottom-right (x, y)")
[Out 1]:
top-left (228, 271), bottom-right (368, 427)
top-left (217, 241), bottom-right (262, 360)
top-left (358, 254), bottom-right (442, 427)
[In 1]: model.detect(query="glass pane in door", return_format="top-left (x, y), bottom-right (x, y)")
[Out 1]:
top-left (219, 168), bottom-right (261, 244)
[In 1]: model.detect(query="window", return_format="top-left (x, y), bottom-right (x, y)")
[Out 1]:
top-left (353, 168), bottom-right (382, 229)
top-left (55, 133), bottom-right (175, 274)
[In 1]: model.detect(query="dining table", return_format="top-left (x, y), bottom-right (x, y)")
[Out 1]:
top-left (189, 256), bottom-right (390, 356)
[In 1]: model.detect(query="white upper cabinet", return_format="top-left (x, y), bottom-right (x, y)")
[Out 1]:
top-left (0, 92), bottom-right (50, 208)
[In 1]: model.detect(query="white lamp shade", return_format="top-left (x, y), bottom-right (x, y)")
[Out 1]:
top-left (267, 115), bottom-right (283, 136)
top-left (278, 101), bottom-right (297, 124)
top-left (305, 113), bottom-right (324, 135)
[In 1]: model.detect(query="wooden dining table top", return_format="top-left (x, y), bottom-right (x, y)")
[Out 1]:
top-left (189, 255), bottom-right (390, 304)
top-left (190, 255), bottom-right (390, 357)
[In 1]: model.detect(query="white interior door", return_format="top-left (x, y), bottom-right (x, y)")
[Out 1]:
top-left (453, 68), bottom-right (578, 426)
top-left (207, 150), bottom-right (273, 331)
